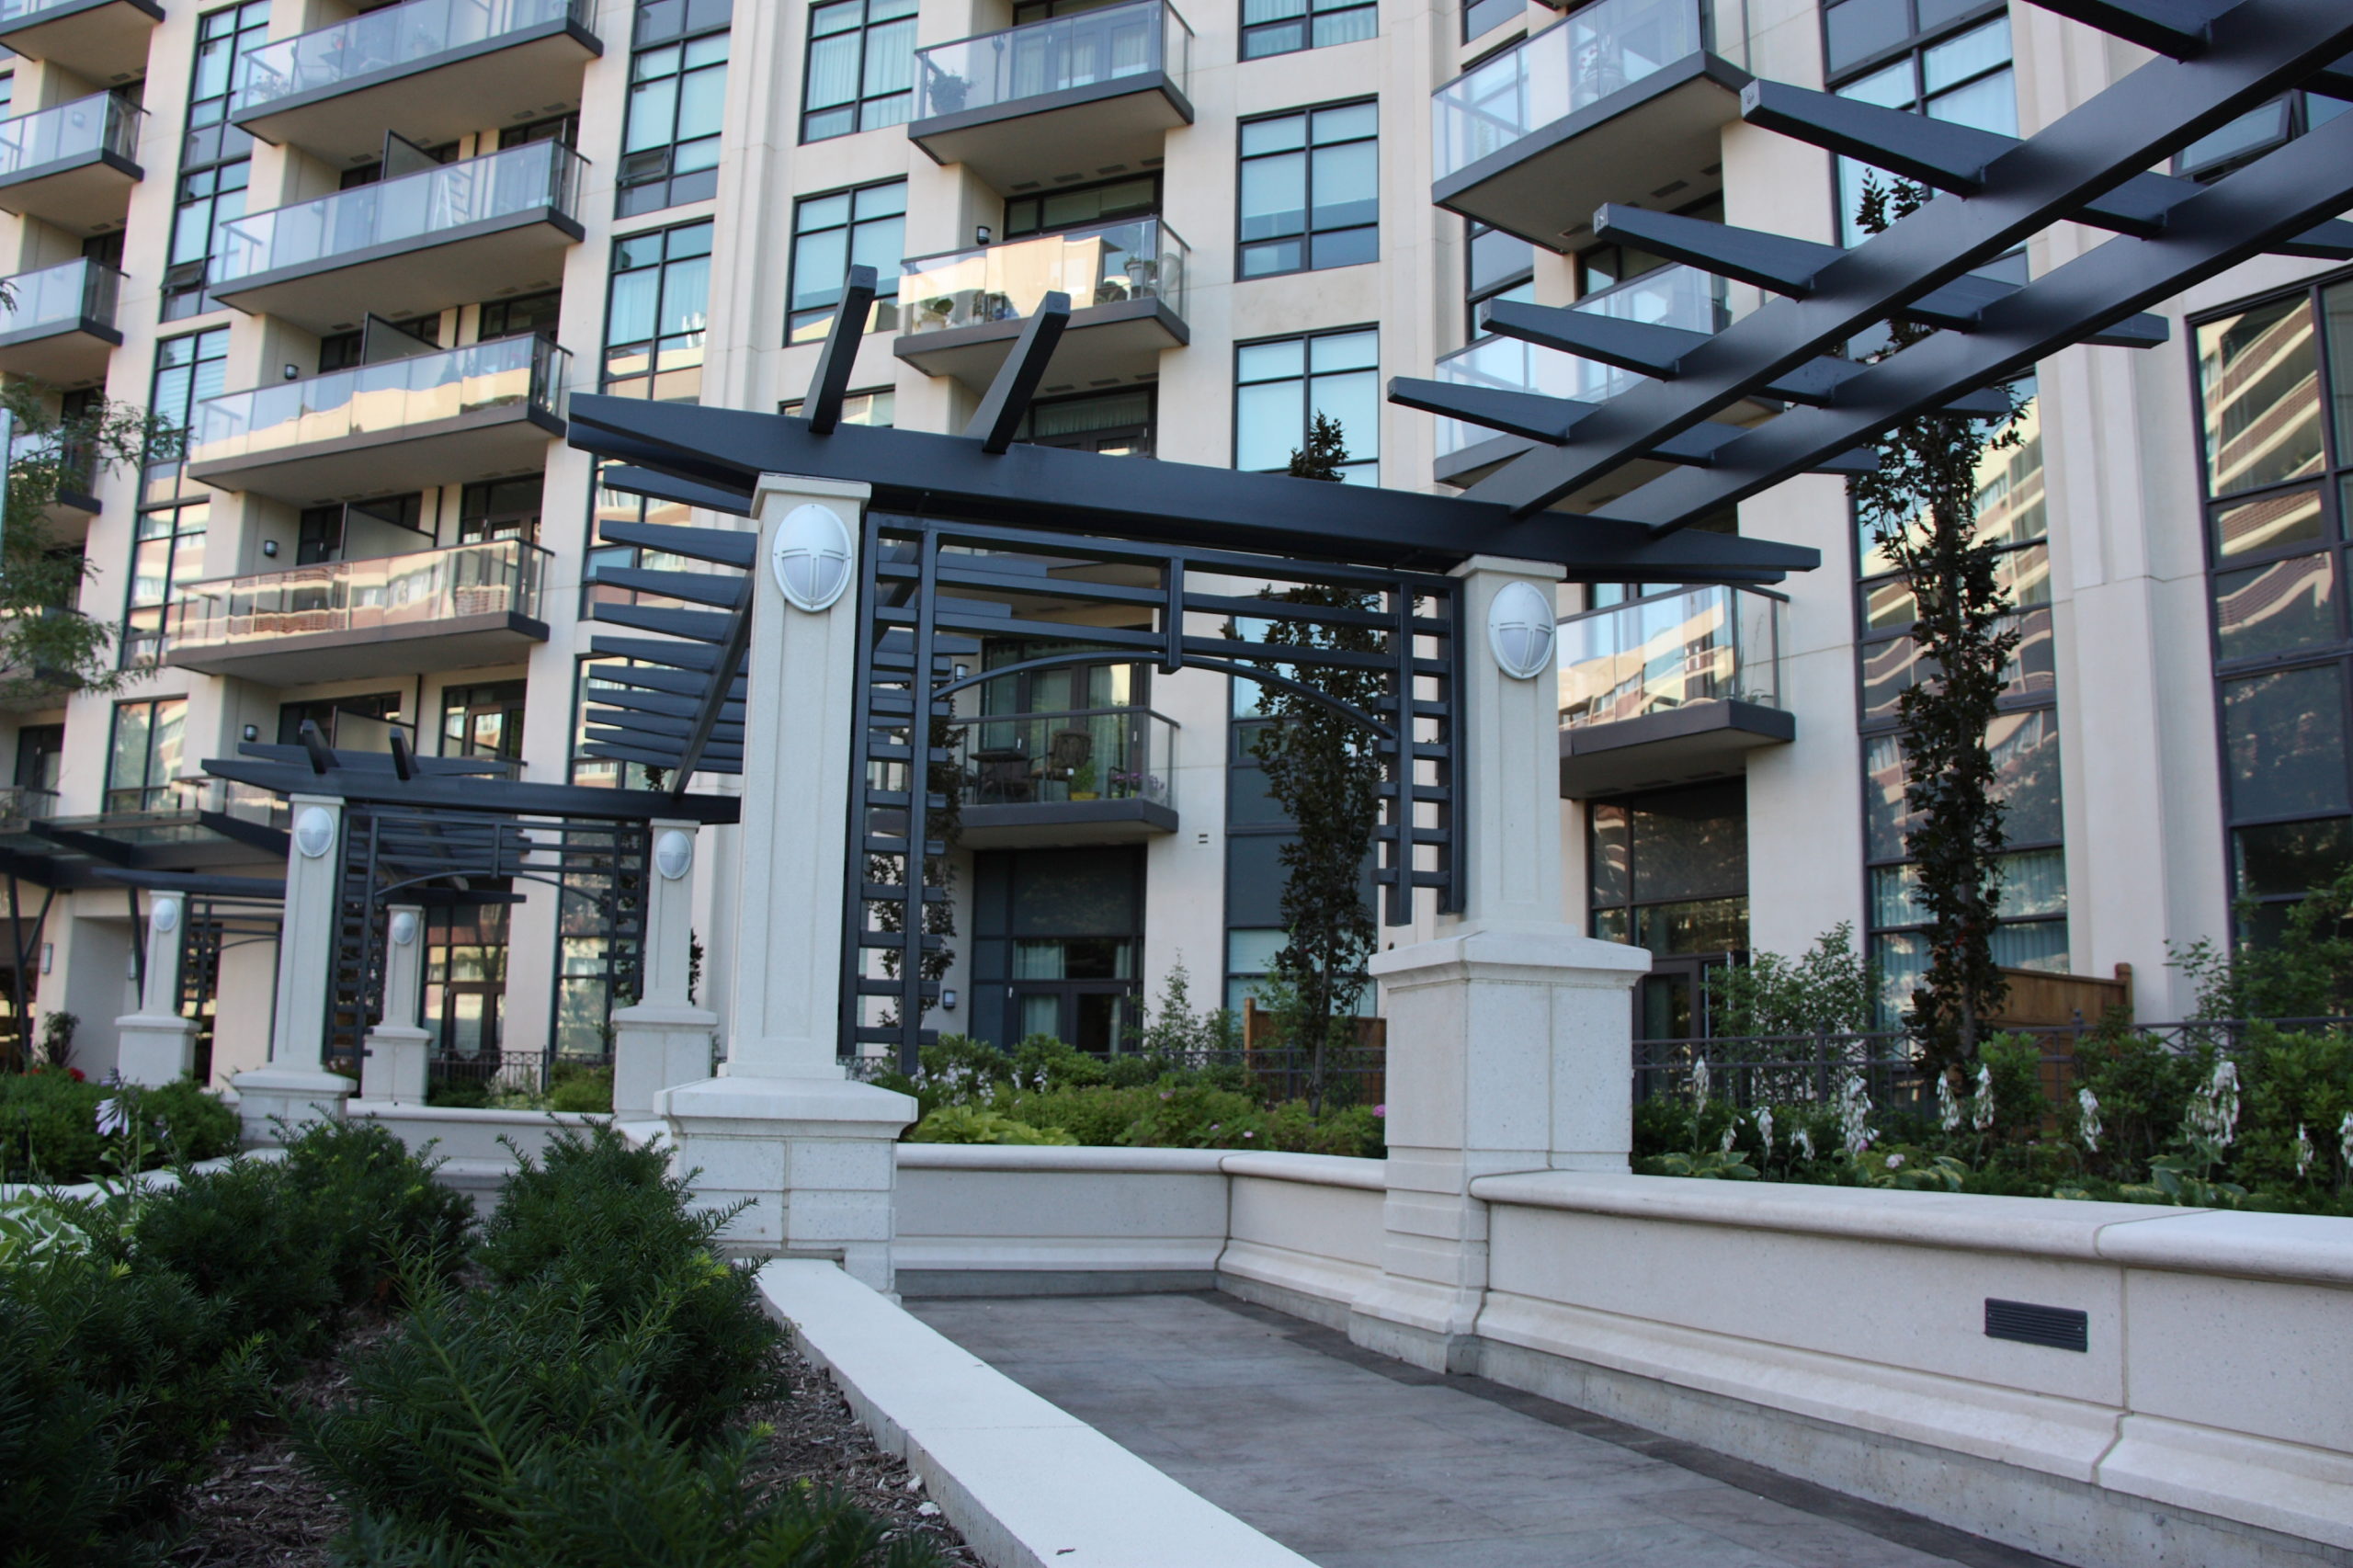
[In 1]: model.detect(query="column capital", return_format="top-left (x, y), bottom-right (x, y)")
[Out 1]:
top-left (754, 473), bottom-right (873, 509)
top-left (1449, 555), bottom-right (1569, 583)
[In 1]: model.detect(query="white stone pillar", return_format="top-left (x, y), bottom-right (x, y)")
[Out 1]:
top-left (611, 821), bottom-right (719, 1117)
top-left (114, 892), bottom-right (199, 1085)
top-left (1349, 557), bottom-right (1650, 1372)
top-left (358, 903), bottom-right (430, 1103)
top-left (233, 794), bottom-right (356, 1140)
top-left (657, 475), bottom-right (915, 1291)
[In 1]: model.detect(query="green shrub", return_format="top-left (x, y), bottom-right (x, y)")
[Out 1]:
top-left (2235, 1027), bottom-right (2353, 1192)
top-left (1975, 1034), bottom-right (2051, 1146)
top-left (2066, 1030), bottom-right (2209, 1178)
top-left (425, 1075), bottom-right (494, 1108)
top-left (0, 1071), bottom-right (238, 1182)
top-left (548, 1062), bottom-right (616, 1114)
top-left (906, 1105), bottom-right (1076, 1144)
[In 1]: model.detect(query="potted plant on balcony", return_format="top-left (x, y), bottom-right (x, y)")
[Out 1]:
top-left (1067, 761), bottom-right (1098, 801)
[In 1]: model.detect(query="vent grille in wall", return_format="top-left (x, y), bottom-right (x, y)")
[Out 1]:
top-left (1984, 1298), bottom-right (2087, 1352)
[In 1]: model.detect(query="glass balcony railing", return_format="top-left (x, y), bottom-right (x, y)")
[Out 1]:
top-left (0, 256), bottom-right (121, 337)
top-left (210, 139), bottom-right (584, 288)
top-left (93, 778), bottom-right (289, 828)
top-left (165, 538), bottom-right (551, 656)
top-left (949, 705), bottom-right (1176, 812)
top-left (1434, 0), bottom-right (1718, 181)
top-left (1435, 264), bottom-right (1729, 456)
top-left (0, 785), bottom-right (59, 824)
top-left (189, 335), bottom-right (570, 470)
top-left (233, 0), bottom-right (592, 115)
top-left (901, 217), bottom-right (1188, 337)
top-left (0, 91), bottom-right (142, 180)
top-left (1558, 584), bottom-right (1784, 730)
top-left (914, 0), bottom-right (1191, 122)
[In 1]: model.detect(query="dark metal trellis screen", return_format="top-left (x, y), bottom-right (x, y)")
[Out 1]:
top-left (844, 511), bottom-right (1466, 1067)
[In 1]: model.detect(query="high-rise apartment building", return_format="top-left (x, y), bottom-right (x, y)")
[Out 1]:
top-left (0, 0), bottom-right (2345, 1081)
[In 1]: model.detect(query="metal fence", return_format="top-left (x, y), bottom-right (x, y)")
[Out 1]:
top-left (1631, 1018), bottom-right (2353, 1111)
top-left (426, 1050), bottom-right (551, 1097)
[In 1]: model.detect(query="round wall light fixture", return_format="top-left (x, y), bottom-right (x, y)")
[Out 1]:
top-left (293, 806), bottom-right (337, 859)
top-left (654, 828), bottom-right (694, 881)
top-left (1486, 580), bottom-right (1558, 681)
top-left (150, 896), bottom-right (181, 936)
top-left (770, 503), bottom-right (854, 613)
top-left (389, 910), bottom-right (420, 948)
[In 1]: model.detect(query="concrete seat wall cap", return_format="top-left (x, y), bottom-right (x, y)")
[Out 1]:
top-left (1369, 926), bottom-right (1654, 981)
top-left (760, 1258), bottom-right (1318, 1568)
top-left (1219, 1151), bottom-right (1388, 1189)
top-left (895, 1143), bottom-right (1232, 1174)
top-left (2091, 1208), bottom-right (2353, 1287)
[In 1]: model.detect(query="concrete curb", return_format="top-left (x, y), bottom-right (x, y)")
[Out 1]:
top-left (756, 1258), bottom-right (1315, 1568)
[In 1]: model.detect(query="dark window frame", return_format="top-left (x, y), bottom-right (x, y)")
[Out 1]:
top-left (1235, 97), bottom-right (1379, 280)
top-left (1240, 0), bottom-right (1377, 62)
top-left (618, 1), bottom-right (731, 219)
top-left (786, 177), bottom-right (907, 344)
top-left (800, 0), bottom-right (917, 144)
top-left (1231, 324), bottom-right (1381, 484)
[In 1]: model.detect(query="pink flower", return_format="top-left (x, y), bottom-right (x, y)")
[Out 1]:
top-left (1371, 1104), bottom-right (1386, 1119)
top-left (1243, 1131), bottom-right (1256, 1140)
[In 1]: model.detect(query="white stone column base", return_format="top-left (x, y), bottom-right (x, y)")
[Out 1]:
top-left (656, 1074), bottom-right (917, 1292)
top-left (358, 1025), bottom-right (432, 1103)
top-left (114, 1013), bottom-right (199, 1086)
top-left (611, 1001), bottom-right (720, 1117)
top-left (231, 1065), bottom-right (357, 1144)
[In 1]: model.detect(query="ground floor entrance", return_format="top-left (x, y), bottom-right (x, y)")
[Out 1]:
top-left (968, 846), bottom-right (1143, 1052)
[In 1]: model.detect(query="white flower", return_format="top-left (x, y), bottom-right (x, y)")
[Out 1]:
top-left (1886, 1153), bottom-right (1906, 1170)
top-left (95, 1097), bottom-right (129, 1138)
top-left (1838, 1074), bottom-right (1873, 1156)
top-left (2186, 1060), bottom-right (2242, 1149)
top-left (1691, 1054), bottom-right (1711, 1107)
top-left (1719, 1123), bottom-right (1737, 1153)
top-left (1970, 1063), bottom-right (1995, 1133)
top-left (2076, 1087), bottom-right (2102, 1153)
top-left (1794, 1126), bottom-right (1815, 1162)
top-left (1937, 1076), bottom-right (1961, 1133)
top-left (2295, 1123), bottom-right (2314, 1180)
top-left (1756, 1106), bottom-right (1775, 1161)
top-left (2341, 1110), bottom-right (2353, 1172)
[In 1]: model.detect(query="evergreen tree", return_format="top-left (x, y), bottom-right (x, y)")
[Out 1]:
top-left (1850, 176), bottom-right (2023, 1077)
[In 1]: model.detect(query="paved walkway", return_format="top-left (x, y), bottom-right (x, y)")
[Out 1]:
top-left (908, 1292), bottom-right (2060, 1568)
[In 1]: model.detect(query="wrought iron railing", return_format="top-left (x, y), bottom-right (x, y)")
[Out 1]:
top-left (914, 0), bottom-right (1191, 121)
top-left (1557, 582), bottom-right (1784, 728)
top-left (164, 538), bottom-right (551, 655)
top-left (900, 216), bottom-right (1188, 336)
top-left (946, 704), bottom-right (1176, 809)
top-left (0, 92), bottom-right (142, 180)
top-left (233, 0), bottom-right (593, 114)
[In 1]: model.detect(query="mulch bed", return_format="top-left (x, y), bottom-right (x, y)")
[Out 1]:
top-left (170, 1329), bottom-right (979, 1566)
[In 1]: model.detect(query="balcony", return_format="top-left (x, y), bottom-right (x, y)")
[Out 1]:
top-left (187, 335), bottom-right (567, 504)
top-left (1432, 264), bottom-right (1737, 492)
top-left (1557, 584), bottom-right (1790, 798)
top-left (1432, 0), bottom-right (1747, 249)
top-left (947, 705), bottom-right (1177, 847)
top-left (0, 785), bottom-right (59, 826)
top-left (0, 92), bottom-right (143, 235)
top-left (896, 217), bottom-right (1188, 392)
top-left (0, 0), bottom-right (161, 86)
top-left (206, 139), bottom-right (585, 332)
top-left (232, 0), bottom-right (602, 166)
top-left (163, 538), bottom-right (551, 684)
top-left (909, 0), bottom-right (1192, 192)
top-left (0, 257), bottom-right (121, 386)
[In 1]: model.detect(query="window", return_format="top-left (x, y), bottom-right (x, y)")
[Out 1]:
top-left (2177, 93), bottom-right (2350, 182)
top-left (297, 494), bottom-right (429, 563)
top-left (619, 0), bottom-right (731, 219)
top-left (1461, 0), bottom-right (1518, 44)
top-left (801, 0), bottom-right (915, 143)
top-left (1239, 102), bottom-right (1377, 278)
top-left (1004, 175), bottom-right (1158, 240)
top-left (603, 219), bottom-right (711, 401)
top-left (165, 0), bottom-right (271, 319)
top-left (1588, 779), bottom-right (1750, 1036)
top-left (1018, 388), bottom-right (1154, 456)
top-left (787, 181), bottom-right (904, 344)
top-left (0, 75), bottom-right (13, 119)
top-left (1827, 5), bottom-right (2012, 247)
top-left (1241, 0), bottom-right (1375, 62)
top-left (424, 904), bottom-right (509, 1060)
top-left (442, 682), bottom-right (528, 764)
top-left (459, 477), bottom-right (542, 543)
top-left (501, 113), bottom-right (579, 150)
top-left (124, 328), bottom-right (228, 665)
top-left (1467, 219), bottom-right (1533, 338)
top-left (478, 290), bottom-right (562, 343)
top-left (106, 697), bottom-right (186, 814)
top-left (1855, 387), bottom-right (2063, 1017)
top-left (780, 388), bottom-right (895, 426)
top-left (277, 693), bottom-right (405, 749)
top-left (969, 847), bottom-right (1144, 1051)
top-left (1233, 327), bottom-right (1378, 484)
top-left (2189, 278), bottom-right (2353, 941)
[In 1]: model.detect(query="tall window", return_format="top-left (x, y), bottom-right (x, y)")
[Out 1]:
top-left (1856, 390), bottom-right (2064, 1016)
top-left (1238, 101), bottom-right (1377, 278)
top-left (801, 0), bottom-right (915, 143)
top-left (602, 219), bottom-right (712, 402)
top-left (2190, 278), bottom-right (2353, 941)
top-left (1466, 219), bottom-right (1533, 338)
top-left (1233, 327), bottom-right (1378, 484)
top-left (1241, 0), bottom-right (1375, 62)
top-left (1588, 780), bottom-right (1750, 1038)
top-left (459, 477), bottom-right (542, 543)
top-left (619, 0), bottom-right (731, 218)
top-left (106, 698), bottom-right (186, 813)
top-left (442, 681), bottom-right (528, 763)
top-left (124, 328), bottom-right (228, 665)
top-left (165, 0), bottom-right (270, 319)
top-left (1824, 1), bottom-right (2011, 247)
top-left (787, 180), bottom-right (905, 344)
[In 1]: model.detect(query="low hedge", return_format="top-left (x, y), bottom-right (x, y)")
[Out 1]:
top-left (0, 1070), bottom-right (239, 1182)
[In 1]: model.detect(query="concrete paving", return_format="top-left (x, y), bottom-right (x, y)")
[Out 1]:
top-left (907, 1291), bottom-right (2063, 1568)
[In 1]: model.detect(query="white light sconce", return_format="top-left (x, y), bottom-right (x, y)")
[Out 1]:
top-left (242, 723), bottom-right (259, 742)
top-left (1486, 580), bottom-right (1558, 681)
top-left (771, 503), bottom-right (854, 613)
top-left (150, 896), bottom-right (181, 936)
top-left (654, 829), bottom-right (693, 881)
top-left (389, 910), bottom-right (419, 947)
top-left (941, 987), bottom-right (958, 1010)
top-left (261, 540), bottom-right (278, 558)
top-left (293, 806), bottom-right (336, 858)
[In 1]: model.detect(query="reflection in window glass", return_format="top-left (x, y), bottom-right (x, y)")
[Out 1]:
top-left (2235, 817), bottom-right (2353, 901)
top-left (603, 220), bottom-right (713, 402)
top-left (2223, 665), bottom-right (2350, 822)
top-left (788, 180), bottom-right (906, 342)
top-left (1242, 0), bottom-right (1377, 61)
top-left (2212, 487), bottom-right (2325, 559)
top-left (1238, 102), bottom-right (1378, 278)
top-left (2214, 553), bottom-right (2337, 663)
top-left (2197, 295), bottom-right (2323, 497)
top-left (802, 0), bottom-right (917, 142)
top-left (1233, 327), bottom-right (1379, 484)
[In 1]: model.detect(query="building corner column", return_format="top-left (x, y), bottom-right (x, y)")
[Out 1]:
top-left (611, 820), bottom-right (720, 1117)
top-left (358, 903), bottom-right (431, 1103)
top-left (1348, 557), bottom-right (1649, 1372)
top-left (656, 475), bottom-right (915, 1293)
top-left (115, 892), bottom-right (199, 1086)
top-left (233, 794), bottom-right (356, 1141)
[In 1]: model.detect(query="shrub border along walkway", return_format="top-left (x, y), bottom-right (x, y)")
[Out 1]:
top-left (758, 1259), bottom-right (1315, 1568)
